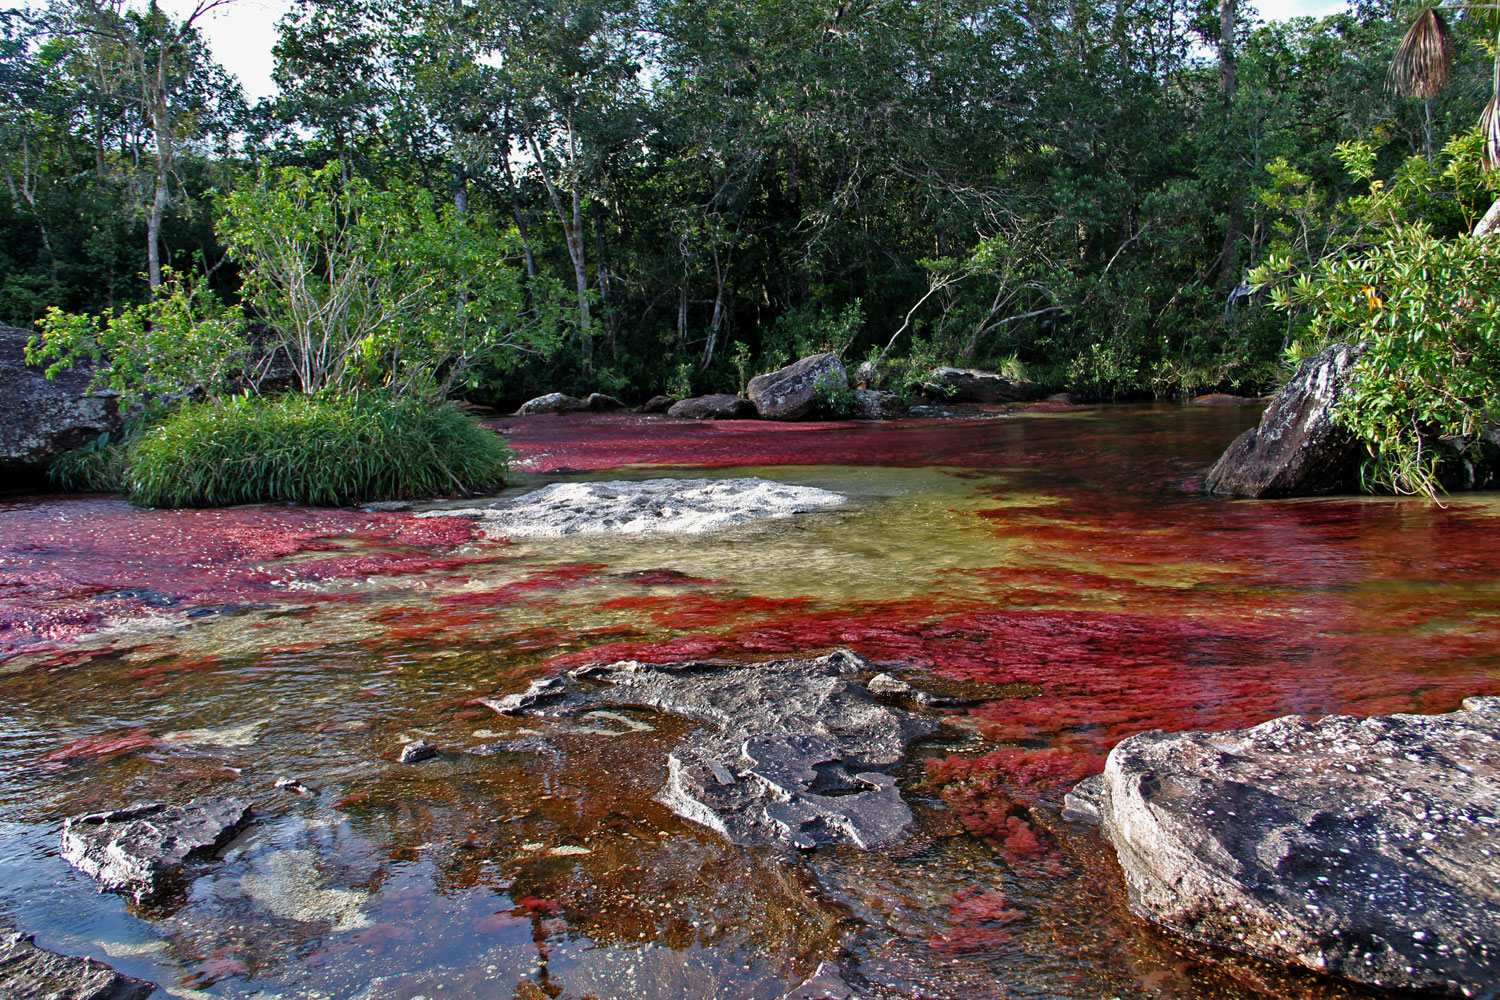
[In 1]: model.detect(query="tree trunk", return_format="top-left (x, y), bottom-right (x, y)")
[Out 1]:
top-left (1214, 0), bottom-right (1245, 292)
top-left (1473, 197), bottom-right (1500, 239)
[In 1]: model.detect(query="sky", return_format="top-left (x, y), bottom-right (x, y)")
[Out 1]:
top-left (15, 0), bottom-right (1353, 102)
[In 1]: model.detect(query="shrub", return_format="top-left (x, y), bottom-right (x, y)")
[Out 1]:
top-left (126, 394), bottom-right (510, 508)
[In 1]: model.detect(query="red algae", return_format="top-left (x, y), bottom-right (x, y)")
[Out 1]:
top-left (0, 496), bottom-right (488, 661)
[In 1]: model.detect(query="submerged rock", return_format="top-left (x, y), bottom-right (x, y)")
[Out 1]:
top-left (422, 477), bottom-right (846, 538)
top-left (1074, 696), bottom-right (1500, 997)
top-left (748, 353), bottom-right (847, 421)
top-left (666, 394), bottom-right (757, 420)
top-left (1203, 343), bottom-right (1363, 497)
top-left (926, 367), bottom-right (1045, 404)
top-left (0, 325), bottom-right (125, 486)
top-left (0, 925), bottom-right (154, 1000)
top-left (60, 797), bottom-right (253, 904)
top-left (783, 961), bottom-right (859, 999)
top-left (488, 650), bottom-right (937, 850)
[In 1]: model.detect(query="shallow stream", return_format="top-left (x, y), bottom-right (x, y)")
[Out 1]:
top-left (3, 405), bottom-right (1499, 999)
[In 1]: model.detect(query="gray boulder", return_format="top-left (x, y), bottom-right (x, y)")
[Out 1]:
top-left (0, 325), bottom-right (125, 485)
top-left (486, 650), bottom-right (936, 850)
top-left (514, 392), bottom-right (587, 416)
top-left (927, 366), bottom-right (1045, 404)
top-left (0, 925), bottom-right (154, 1000)
top-left (850, 389), bottom-right (907, 420)
top-left (61, 797), bottom-right (253, 904)
top-left (584, 392), bottom-right (626, 412)
top-left (666, 394), bottom-right (757, 420)
top-left (748, 353), bottom-right (847, 420)
top-left (639, 395), bottom-right (676, 414)
top-left (1204, 343), bottom-right (1363, 497)
top-left (1073, 696), bottom-right (1500, 996)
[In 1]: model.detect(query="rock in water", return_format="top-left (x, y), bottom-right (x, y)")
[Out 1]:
top-left (850, 389), bottom-right (907, 420)
top-left (1076, 697), bottom-right (1500, 997)
top-left (666, 394), bottom-right (757, 420)
top-left (639, 395), bottom-right (676, 414)
top-left (0, 325), bottom-right (124, 486)
top-left (926, 367), bottom-right (1045, 404)
top-left (514, 392), bottom-right (587, 416)
top-left (488, 651), bottom-right (937, 850)
top-left (422, 477), bottom-right (846, 538)
top-left (1204, 343), bottom-right (1363, 497)
top-left (61, 797), bottom-right (253, 904)
top-left (748, 353), bottom-right (847, 421)
top-left (398, 740), bottom-right (437, 764)
top-left (0, 926), bottom-right (154, 1000)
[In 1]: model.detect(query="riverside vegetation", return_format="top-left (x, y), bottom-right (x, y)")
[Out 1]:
top-left (3, 0), bottom-right (1499, 502)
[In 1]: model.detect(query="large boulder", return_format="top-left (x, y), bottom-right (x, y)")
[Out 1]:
top-left (1204, 343), bottom-right (1363, 497)
top-left (927, 366), bottom-right (1046, 404)
top-left (639, 395), bottom-right (676, 414)
top-left (748, 353), bottom-right (847, 420)
top-left (61, 797), bottom-right (253, 904)
top-left (666, 394), bottom-right (757, 420)
top-left (1067, 697), bottom-right (1500, 997)
top-left (0, 924), bottom-right (154, 1000)
top-left (0, 325), bottom-right (125, 485)
top-left (514, 392), bottom-right (587, 416)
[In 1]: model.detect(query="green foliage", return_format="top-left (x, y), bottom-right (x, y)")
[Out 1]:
top-left (126, 394), bottom-right (511, 508)
top-left (759, 301), bottom-right (864, 372)
top-left (48, 430), bottom-right (130, 492)
top-left (28, 268), bottom-right (249, 409)
top-left (220, 163), bottom-right (565, 399)
top-left (812, 370), bottom-right (857, 419)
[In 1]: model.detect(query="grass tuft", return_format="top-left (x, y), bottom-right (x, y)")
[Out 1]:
top-left (126, 394), bottom-right (510, 508)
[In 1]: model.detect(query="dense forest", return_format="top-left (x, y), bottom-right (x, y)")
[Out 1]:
top-left (2, 0), bottom-right (1497, 408)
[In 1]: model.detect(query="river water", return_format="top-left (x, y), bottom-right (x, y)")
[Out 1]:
top-left (2, 404), bottom-right (1498, 1000)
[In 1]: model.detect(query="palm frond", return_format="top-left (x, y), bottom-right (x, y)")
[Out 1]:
top-left (1390, 7), bottom-right (1453, 98)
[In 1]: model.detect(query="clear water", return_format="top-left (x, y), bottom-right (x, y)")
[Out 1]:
top-left (2, 405), bottom-right (1498, 1000)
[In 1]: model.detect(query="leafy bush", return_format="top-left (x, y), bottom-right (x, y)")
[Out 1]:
top-left (126, 394), bottom-right (510, 508)
top-left (813, 369), bottom-right (857, 418)
top-left (48, 431), bottom-right (131, 492)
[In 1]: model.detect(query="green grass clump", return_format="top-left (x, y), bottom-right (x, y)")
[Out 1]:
top-left (126, 394), bottom-right (510, 508)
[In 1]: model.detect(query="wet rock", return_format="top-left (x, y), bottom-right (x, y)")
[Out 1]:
top-left (0, 325), bottom-right (125, 486)
top-left (667, 394), bottom-right (757, 420)
top-left (850, 389), bottom-right (907, 421)
top-left (0, 925), bottom-right (155, 1000)
top-left (423, 477), bottom-right (846, 538)
top-left (61, 797), bottom-right (253, 904)
top-left (783, 961), bottom-right (859, 1000)
top-left (584, 392), bottom-right (626, 412)
top-left (749, 353), bottom-right (847, 421)
top-left (639, 395), bottom-right (676, 414)
top-left (866, 672), bottom-right (916, 698)
top-left (489, 650), bottom-right (937, 850)
top-left (1203, 343), bottom-right (1363, 497)
top-left (1077, 696), bottom-right (1500, 996)
top-left (239, 849), bottom-right (370, 931)
top-left (479, 675), bottom-right (571, 715)
top-left (1191, 393), bottom-right (1266, 407)
top-left (515, 392), bottom-right (587, 416)
top-left (398, 740), bottom-right (438, 764)
top-left (927, 366), bottom-right (1045, 404)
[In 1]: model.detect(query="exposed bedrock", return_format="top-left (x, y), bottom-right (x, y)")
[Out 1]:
top-left (1203, 342), bottom-right (1364, 497)
top-left (748, 353), bottom-right (847, 421)
top-left (60, 796), bottom-right (253, 905)
top-left (1068, 696), bottom-right (1500, 997)
top-left (0, 925), bottom-right (154, 1000)
top-left (486, 650), bottom-right (938, 850)
top-left (421, 477), bottom-right (847, 538)
top-left (925, 366), bottom-right (1046, 404)
top-left (0, 325), bottom-right (125, 486)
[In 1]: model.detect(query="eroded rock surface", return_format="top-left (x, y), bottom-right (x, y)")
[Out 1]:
top-left (0, 325), bottom-right (124, 485)
top-left (666, 394), bottom-right (757, 420)
top-left (927, 367), bottom-right (1045, 404)
top-left (748, 353), bottom-right (847, 421)
top-left (1203, 343), bottom-right (1363, 497)
top-left (422, 477), bottom-right (846, 538)
top-left (1075, 696), bottom-right (1500, 997)
top-left (61, 797), bottom-right (253, 904)
top-left (0, 926), bottom-right (154, 1000)
top-left (487, 651), bottom-right (937, 850)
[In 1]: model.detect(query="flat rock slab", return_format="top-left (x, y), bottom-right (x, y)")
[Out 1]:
top-left (423, 477), bottom-right (846, 538)
top-left (0, 928), bottom-right (154, 1000)
top-left (1076, 696), bottom-right (1500, 997)
top-left (487, 650), bottom-right (937, 850)
top-left (61, 797), bottom-right (253, 904)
